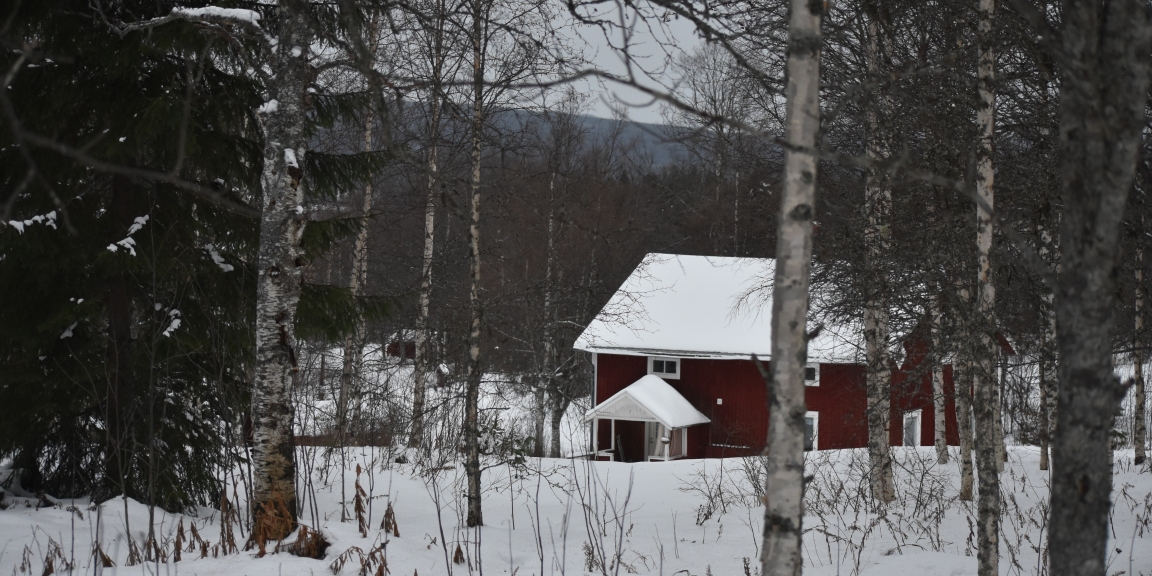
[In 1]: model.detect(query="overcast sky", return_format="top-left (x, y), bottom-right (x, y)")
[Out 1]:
top-left (560, 8), bottom-right (703, 124)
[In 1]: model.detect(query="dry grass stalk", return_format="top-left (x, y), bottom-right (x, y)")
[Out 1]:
top-left (93, 543), bottom-right (115, 567)
top-left (125, 535), bottom-right (143, 566)
top-left (174, 518), bottom-right (185, 562)
top-left (355, 464), bottom-right (369, 537)
top-left (219, 491), bottom-right (237, 555)
top-left (247, 490), bottom-right (294, 557)
top-left (288, 525), bottom-right (331, 559)
top-left (331, 544), bottom-right (389, 575)
top-left (38, 538), bottom-right (72, 575)
top-left (382, 502), bottom-right (400, 537)
top-left (143, 533), bottom-right (167, 563)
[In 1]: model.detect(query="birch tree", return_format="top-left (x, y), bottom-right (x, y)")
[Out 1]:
top-left (1135, 214), bottom-right (1146, 466)
top-left (1038, 213), bottom-right (1056, 471)
top-left (971, 0), bottom-right (1000, 572)
top-left (250, 1), bottom-right (313, 536)
top-left (932, 298), bottom-right (948, 464)
top-left (249, 0), bottom-right (394, 536)
top-left (408, 0), bottom-right (457, 449)
top-left (338, 112), bottom-right (377, 443)
top-left (862, 1), bottom-right (895, 505)
top-left (1046, 0), bottom-right (1152, 573)
top-left (455, 0), bottom-right (558, 526)
top-left (761, 0), bottom-right (822, 574)
top-left (462, 0), bottom-right (487, 525)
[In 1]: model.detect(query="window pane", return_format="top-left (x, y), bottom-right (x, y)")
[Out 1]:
top-left (653, 360), bottom-right (664, 373)
top-left (904, 415), bottom-right (917, 447)
top-left (805, 367), bottom-right (816, 381)
top-left (804, 417), bottom-right (815, 451)
top-left (666, 360), bottom-right (677, 374)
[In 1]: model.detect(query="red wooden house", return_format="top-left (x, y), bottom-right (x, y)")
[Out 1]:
top-left (574, 254), bottom-right (961, 462)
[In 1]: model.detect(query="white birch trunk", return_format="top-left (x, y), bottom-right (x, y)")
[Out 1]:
top-left (932, 297), bottom-right (948, 464)
top-left (955, 281), bottom-right (976, 500)
top-left (973, 2), bottom-right (1000, 572)
top-left (251, 1), bottom-right (311, 537)
top-left (1049, 2), bottom-right (1151, 572)
top-left (409, 0), bottom-right (447, 450)
top-left (543, 172), bottom-right (559, 458)
top-left (760, 1), bottom-right (821, 574)
top-left (1135, 217), bottom-right (1146, 466)
top-left (1038, 220), bottom-right (1056, 471)
top-left (463, 0), bottom-right (485, 527)
top-left (863, 9), bottom-right (895, 505)
top-left (338, 114), bottom-right (375, 443)
top-left (996, 347), bottom-right (1007, 471)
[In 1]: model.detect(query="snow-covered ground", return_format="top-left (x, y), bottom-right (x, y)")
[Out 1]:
top-left (2, 447), bottom-right (1149, 576)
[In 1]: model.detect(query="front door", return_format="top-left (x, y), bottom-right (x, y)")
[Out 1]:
top-left (645, 422), bottom-right (662, 459)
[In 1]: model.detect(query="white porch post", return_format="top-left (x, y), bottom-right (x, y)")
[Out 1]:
top-left (663, 425), bottom-right (669, 460)
top-left (591, 417), bottom-right (598, 457)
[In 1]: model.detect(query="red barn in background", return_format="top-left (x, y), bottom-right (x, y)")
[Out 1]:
top-left (574, 254), bottom-right (962, 462)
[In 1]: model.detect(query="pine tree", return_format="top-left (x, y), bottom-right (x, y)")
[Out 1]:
top-left (0, 0), bottom-right (263, 508)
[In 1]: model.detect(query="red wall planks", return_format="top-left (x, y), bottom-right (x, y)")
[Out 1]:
top-left (805, 363), bottom-right (869, 450)
top-left (591, 347), bottom-right (960, 460)
top-left (679, 358), bottom-right (767, 457)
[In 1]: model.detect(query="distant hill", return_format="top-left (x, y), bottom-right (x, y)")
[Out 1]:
top-left (488, 109), bottom-right (690, 168)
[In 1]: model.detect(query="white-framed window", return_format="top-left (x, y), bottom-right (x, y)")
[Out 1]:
top-left (804, 363), bottom-right (820, 386)
top-left (903, 409), bottom-right (922, 447)
top-left (648, 356), bottom-right (680, 379)
top-left (804, 411), bottom-right (819, 451)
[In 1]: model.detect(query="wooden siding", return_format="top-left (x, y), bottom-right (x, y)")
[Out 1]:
top-left (592, 340), bottom-right (960, 460)
top-left (805, 363), bottom-right (869, 450)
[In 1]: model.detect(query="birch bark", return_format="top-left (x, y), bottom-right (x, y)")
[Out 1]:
top-left (1038, 219), bottom-right (1056, 471)
top-left (972, 1), bottom-right (1000, 573)
top-left (251, 1), bottom-right (312, 537)
top-left (862, 6), bottom-right (895, 505)
top-left (463, 0), bottom-right (486, 527)
top-left (409, 0), bottom-right (447, 449)
top-left (543, 172), bottom-right (558, 458)
top-left (760, 0), bottom-right (821, 574)
top-left (338, 113), bottom-right (375, 443)
top-left (1135, 217), bottom-right (1146, 466)
top-left (932, 298), bottom-right (948, 464)
top-left (955, 340), bottom-right (975, 501)
top-left (1049, 3), bottom-right (1151, 573)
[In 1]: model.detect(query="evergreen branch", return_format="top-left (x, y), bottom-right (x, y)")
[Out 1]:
top-left (110, 6), bottom-right (265, 37)
top-left (0, 48), bottom-right (73, 231)
top-left (16, 128), bottom-right (261, 218)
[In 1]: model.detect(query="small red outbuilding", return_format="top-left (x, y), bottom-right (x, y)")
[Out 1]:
top-left (574, 253), bottom-right (960, 462)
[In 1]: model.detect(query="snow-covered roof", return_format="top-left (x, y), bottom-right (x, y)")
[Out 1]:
top-left (573, 253), bottom-right (863, 363)
top-left (584, 375), bottom-right (711, 429)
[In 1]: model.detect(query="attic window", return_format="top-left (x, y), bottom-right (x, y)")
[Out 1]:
top-left (649, 356), bottom-right (680, 379)
top-left (804, 364), bottom-right (820, 386)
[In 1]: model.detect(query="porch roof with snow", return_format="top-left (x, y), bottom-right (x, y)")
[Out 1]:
top-left (584, 375), bottom-right (711, 429)
top-left (573, 253), bottom-right (863, 363)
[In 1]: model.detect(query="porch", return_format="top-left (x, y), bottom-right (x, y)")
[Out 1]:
top-left (585, 374), bottom-right (710, 462)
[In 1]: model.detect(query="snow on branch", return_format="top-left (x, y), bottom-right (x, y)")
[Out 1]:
top-left (170, 7), bottom-right (261, 25)
top-left (162, 309), bottom-right (182, 337)
top-left (5, 211), bottom-right (58, 234)
top-left (116, 6), bottom-right (263, 35)
top-left (106, 215), bottom-right (148, 257)
top-left (205, 244), bottom-right (235, 272)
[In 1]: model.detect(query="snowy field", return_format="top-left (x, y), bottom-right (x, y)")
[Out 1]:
top-left (1, 447), bottom-right (1149, 576)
